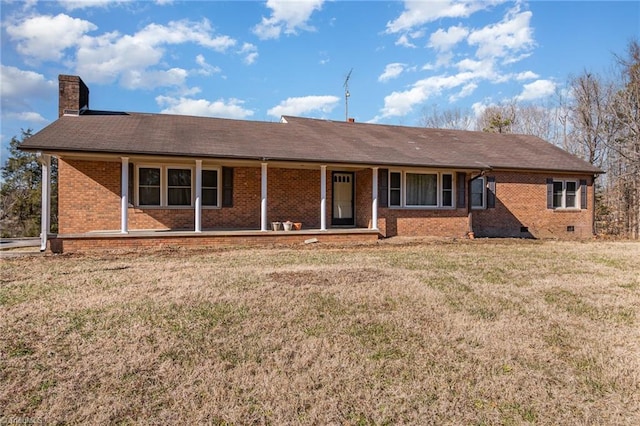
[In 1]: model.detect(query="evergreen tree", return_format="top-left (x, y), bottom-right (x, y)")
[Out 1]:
top-left (0, 130), bottom-right (57, 237)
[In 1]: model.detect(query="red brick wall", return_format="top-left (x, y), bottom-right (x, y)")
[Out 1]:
top-left (377, 208), bottom-right (469, 237)
top-left (355, 169), bottom-right (372, 228)
top-left (51, 231), bottom-right (379, 253)
top-left (473, 171), bottom-right (595, 238)
top-left (58, 159), bottom-right (595, 239)
top-left (267, 168), bottom-right (323, 228)
top-left (58, 159), bottom-right (121, 233)
top-left (58, 160), bottom-right (333, 233)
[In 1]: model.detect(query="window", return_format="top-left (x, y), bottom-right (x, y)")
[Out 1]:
top-left (552, 180), bottom-right (578, 209)
top-left (389, 171), bottom-right (455, 208)
top-left (406, 173), bottom-right (437, 206)
top-left (167, 168), bottom-right (192, 206)
top-left (202, 169), bottom-right (219, 207)
top-left (442, 174), bottom-right (453, 207)
top-left (565, 181), bottom-right (577, 208)
top-left (135, 165), bottom-right (225, 208)
top-left (139, 167), bottom-right (161, 206)
top-left (390, 172), bottom-right (401, 207)
top-left (471, 177), bottom-right (486, 209)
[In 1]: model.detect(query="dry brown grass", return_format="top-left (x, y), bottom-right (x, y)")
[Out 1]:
top-left (1, 239), bottom-right (639, 425)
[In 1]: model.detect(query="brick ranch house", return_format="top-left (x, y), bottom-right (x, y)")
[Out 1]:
top-left (21, 75), bottom-right (602, 252)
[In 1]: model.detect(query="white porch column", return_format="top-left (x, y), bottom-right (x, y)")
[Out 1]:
top-left (120, 157), bottom-right (129, 234)
top-left (40, 154), bottom-right (51, 252)
top-left (320, 165), bottom-right (327, 231)
top-left (371, 167), bottom-right (379, 230)
top-left (261, 162), bottom-right (268, 231)
top-left (195, 160), bottom-right (202, 232)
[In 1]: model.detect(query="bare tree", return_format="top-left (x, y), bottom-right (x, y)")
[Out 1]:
top-left (511, 101), bottom-right (567, 144)
top-left (419, 104), bottom-right (474, 130)
top-left (567, 71), bottom-right (617, 168)
top-left (608, 40), bottom-right (640, 238)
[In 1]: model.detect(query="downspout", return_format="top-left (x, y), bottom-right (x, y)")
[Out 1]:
top-left (39, 153), bottom-right (51, 252)
top-left (467, 171), bottom-right (486, 238)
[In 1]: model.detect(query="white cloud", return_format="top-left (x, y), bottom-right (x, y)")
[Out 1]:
top-left (6, 12), bottom-right (241, 92)
top-left (239, 43), bottom-right (258, 65)
top-left (0, 66), bottom-right (55, 127)
top-left (58, 0), bottom-right (131, 10)
top-left (449, 82), bottom-right (478, 102)
top-left (120, 68), bottom-right (188, 90)
top-left (468, 10), bottom-right (534, 60)
top-left (429, 25), bottom-right (469, 51)
top-left (156, 95), bottom-right (254, 119)
top-left (395, 34), bottom-right (416, 48)
top-left (516, 71), bottom-right (539, 80)
top-left (6, 14), bottom-right (97, 61)
top-left (75, 19), bottom-right (236, 85)
top-left (267, 95), bottom-right (340, 117)
top-left (455, 58), bottom-right (497, 80)
top-left (515, 79), bottom-right (556, 102)
top-left (195, 54), bottom-right (222, 76)
top-left (0, 66), bottom-right (56, 101)
top-left (386, 0), bottom-right (500, 33)
top-left (5, 111), bottom-right (49, 124)
top-left (132, 20), bottom-right (235, 51)
top-left (378, 63), bottom-right (406, 82)
top-left (253, 0), bottom-right (324, 40)
top-left (379, 72), bottom-right (476, 118)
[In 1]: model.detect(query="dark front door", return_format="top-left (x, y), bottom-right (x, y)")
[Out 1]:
top-left (332, 172), bottom-right (354, 226)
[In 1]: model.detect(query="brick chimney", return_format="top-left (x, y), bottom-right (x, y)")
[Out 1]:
top-left (58, 75), bottom-right (89, 118)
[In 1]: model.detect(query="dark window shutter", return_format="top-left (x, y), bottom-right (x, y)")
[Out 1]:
top-left (546, 178), bottom-right (554, 209)
top-left (378, 168), bottom-right (388, 208)
top-left (487, 176), bottom-right (496, 208)
top-left (127, 162), bottom-right (134, 206)
top-left (222, 167), bottom-right (233, 207)
top-left (456, 172), bottom-right (466, 208)
top-left (580, 179), bottom-right (587, 209)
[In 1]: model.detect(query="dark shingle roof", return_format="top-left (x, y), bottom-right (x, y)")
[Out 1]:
top-left (20, 112), bottom-right (602, 174)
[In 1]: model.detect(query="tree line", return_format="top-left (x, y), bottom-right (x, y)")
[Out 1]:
top-left (420, 40), bottom-right (640, 239)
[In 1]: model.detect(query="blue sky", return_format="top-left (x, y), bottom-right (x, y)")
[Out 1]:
top-left (1, 0), bottom-right (638, 161)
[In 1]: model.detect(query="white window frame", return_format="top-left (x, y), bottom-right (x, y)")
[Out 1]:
top-left (135, 164), bottom-right (195, 208)
top-left (441, 173), bottom-right (454, 208)
top-left (552, 179), bottom-right (579, 209)
top-left (137, 165), bottom-right (163, 207)
top-left (388, 170), bottom-right (456, 209)
top-left (471, 176), bottom-right (486, 210)
top-left (166, 167), bottom-right (193, 207)
top-left (201, 167), bottom-right (222, 208)
top-left (389, 171), bottom-right (402, 207)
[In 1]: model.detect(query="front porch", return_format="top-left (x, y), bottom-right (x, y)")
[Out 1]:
top-left (48, 227), bottom-right (381, 253)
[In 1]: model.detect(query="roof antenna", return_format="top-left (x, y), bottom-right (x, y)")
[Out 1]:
top-left (343, 68), bottom-right (352, 122)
